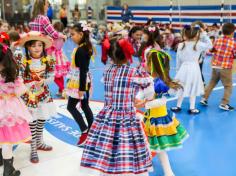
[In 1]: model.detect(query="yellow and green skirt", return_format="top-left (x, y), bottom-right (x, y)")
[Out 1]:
top-left (144, 105), bottom-right (189, 151)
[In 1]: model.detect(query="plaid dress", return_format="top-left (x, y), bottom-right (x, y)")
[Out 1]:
top-left (80, 64), bottom-right (153, 176)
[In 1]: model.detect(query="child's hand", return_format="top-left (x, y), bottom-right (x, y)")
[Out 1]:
top-left (60, 33), bottom-right (67, 41)
top-left (134, 99), bottom-right (147, 108)
top-left (78, 91), bottom-right (85, 99)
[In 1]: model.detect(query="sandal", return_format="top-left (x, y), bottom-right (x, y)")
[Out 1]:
top-left (188, 109), bottom-right (200, 115)
top-left (170, 107), bottom-right (182, 113)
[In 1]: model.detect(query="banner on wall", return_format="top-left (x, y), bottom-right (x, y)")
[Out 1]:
top-left (106, 5), bottom-right (236, 29)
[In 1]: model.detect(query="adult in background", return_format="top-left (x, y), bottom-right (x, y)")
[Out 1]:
top-left (121, 3), bottom-right (133, 23)
top-left (59, 3), bottom-right (68, 28)
top-left (47, 3), bottom-right (53, 23)
top-left (29, 0), bottom-right (66, 41)
top-left (72, 4), bottom-right (81, 24)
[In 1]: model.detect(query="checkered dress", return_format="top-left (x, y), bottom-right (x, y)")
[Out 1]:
top-left (29, 15), bottom-right (59, 39)
top-left (80, 65), bottom-right (153, 176)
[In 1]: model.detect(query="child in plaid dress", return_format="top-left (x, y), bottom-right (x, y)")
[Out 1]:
top-left (80, 37), bottom-right (154, 175)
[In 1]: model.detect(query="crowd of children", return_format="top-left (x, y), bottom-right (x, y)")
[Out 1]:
top-left (0, 2), bottom-right (235, 175)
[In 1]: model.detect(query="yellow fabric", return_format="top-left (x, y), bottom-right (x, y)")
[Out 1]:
top-left (146, 105), bottom-right (168, 118)
top-left (67, 80), bottom-right (80, 89)
top-left (145, 117), bottom-right (180, 137)
top-left (71, 48), bottom-right (78, 68)
top-left (67, 80), bottom-right (89, 90)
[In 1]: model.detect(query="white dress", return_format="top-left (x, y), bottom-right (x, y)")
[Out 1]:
top-left (175, 32), bottom-right (212, 97)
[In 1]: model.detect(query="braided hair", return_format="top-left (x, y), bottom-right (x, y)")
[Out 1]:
top-left (24, 40), bottom-right (49, 77)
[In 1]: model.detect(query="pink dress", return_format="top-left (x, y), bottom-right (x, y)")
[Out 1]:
top-left (0, 77), bottom-right (32, 144)
top-left (47, 37), bottom-right (70, 78)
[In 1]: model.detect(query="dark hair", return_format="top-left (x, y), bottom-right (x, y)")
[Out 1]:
top-left (53, 21), bottom-right (64, 32)
top-left (0, 44), bottom-right (18, 83)
top-left (72, 23), bottom-right (93, 57)
top-left (108, 37), bottom-right (126, 64)
top-left (32, 0), bottom-right (47, 19)
top-left (181, 26), bottom-right (200, 51)
top-left (128, 26), bottom-right (143, 38)
top-left (222, 23), bottom-right (235, 35)
top-left (143, 27), bottom-right (164, 48)
top-left (24, 40), bottom-right (49, 76)
top-left (147, 50), bottom-right (182, 90)
top-left (8, 30), bottom-right (20, 42)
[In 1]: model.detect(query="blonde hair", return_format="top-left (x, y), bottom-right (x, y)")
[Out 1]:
top-left (32, 0), bottom-right (47, 19)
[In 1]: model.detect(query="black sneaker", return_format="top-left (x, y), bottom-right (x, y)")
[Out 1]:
top-left (171, 107), bottom-right (182, 113)
top-left (200, 98), bottom-right (208, 106)
top-left (188, 109), bottom-right (200, 115)
top-left (219, 104), bottom-right (234, 111)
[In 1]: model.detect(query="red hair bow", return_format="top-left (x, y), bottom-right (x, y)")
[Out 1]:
top-left (101, 34), bottom-right (110, 65)
top-left (0, 32), bottom-right (10, 43)
top-left (118, 39), bottom-right (134, 63)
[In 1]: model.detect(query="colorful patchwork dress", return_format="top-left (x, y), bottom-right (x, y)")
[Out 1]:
top-left (143, 78), bottom-right (189, 151)
top-left (66, 47), bottom-right (91, 99)
top-left (20, 56), bottom-right (57, 120)
top-left (80, 64), bottom-right (154, 176)
top-left (47, 37), bottom-right (70, 78)
top-left (0, 76), bottom-right (32, 144)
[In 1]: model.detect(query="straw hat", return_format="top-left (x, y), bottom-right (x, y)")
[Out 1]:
top-left (17, 31), bottom-right (53, 49)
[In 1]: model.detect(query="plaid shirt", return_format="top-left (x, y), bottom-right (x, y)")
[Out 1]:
top-left (212, 36), bottom-right (236, 69)
top-left (29, 15), bottom-right (59, 39)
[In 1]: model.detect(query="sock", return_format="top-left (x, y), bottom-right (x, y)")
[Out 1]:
top-left (36, 119), bottom-right (51, 149)
top-left (2, 145), bottom-right (13, 159)
top-left (177, 95), bottom-right (184, 108)
top-left (190, 96), bottom-right (196, 110)
top-left (29, 121), bottom-right (38, 159)
top-left (157, 151), bottom-right (174, 176)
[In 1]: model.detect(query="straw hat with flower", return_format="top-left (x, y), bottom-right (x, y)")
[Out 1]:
top-left (16, 31), bottom-right (53, 49)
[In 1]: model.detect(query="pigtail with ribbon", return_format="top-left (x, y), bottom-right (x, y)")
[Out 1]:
top-left (101, 34), bottom-right (111, 65)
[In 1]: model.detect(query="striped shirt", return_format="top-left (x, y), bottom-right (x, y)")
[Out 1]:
top-left (212, 36), bottom-right (236, 69)
top-left (29, 15), bottom-right (59, 39)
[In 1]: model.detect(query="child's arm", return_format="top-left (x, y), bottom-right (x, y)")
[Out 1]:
top-left (199, 31), bottom-right (213, 52)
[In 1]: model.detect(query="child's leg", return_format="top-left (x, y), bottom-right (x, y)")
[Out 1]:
top-left (67, 97), bottom-right (88, 132)
top-left (2, 145), bottom-right (13, 159)
top-left (36, 119), bottom-right (52, 151)
top-left (177, 91), bottom-right (184, 108)
top-left (0, 146), bottom-right (2, 166)
top-left (171, 91), bottom-right (184, 112)
top-left (199, 61), bottom-right (205, 84)
top-left (220, 69), bottom-right (232, 105)
top-left (81, 91), bottom-right (94, 130)
top-left (29, 120), bottom-right (39, 163)
top-left (54, 76), bottom-right (64, 93)
top-left (204, 68), bottom-right (220, 100)
top-left (157, 151), bottom-right (174, 176)
top-left (190, 96), bottom-right (196, 110)
top-left (2, 144), bottom-right (20, 176)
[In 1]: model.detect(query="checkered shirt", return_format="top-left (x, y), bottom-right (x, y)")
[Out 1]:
top-left (29, 15), bottom-right (59, 39)
top-left (212, 36), bottom-right (236, 69)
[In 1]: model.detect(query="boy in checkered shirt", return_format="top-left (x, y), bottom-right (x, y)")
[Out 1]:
top-left (200, 23), bottom-right (236, 111)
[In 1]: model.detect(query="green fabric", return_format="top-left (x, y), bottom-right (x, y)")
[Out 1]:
top-left (148, 125), bottom-right (188, 150)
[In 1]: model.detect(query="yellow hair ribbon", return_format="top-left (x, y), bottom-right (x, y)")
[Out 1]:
top-left (91, 55), bottom-right (95, 63)
top-left (23, 59), bottom-right (32, 65)
top-left (149, 49), bottom-right (168, 79)
top-left (41, 57), bottom-right (49, 64)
